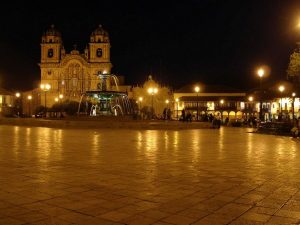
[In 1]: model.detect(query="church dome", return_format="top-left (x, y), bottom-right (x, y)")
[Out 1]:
top-left (44, 24), bottom-right (61, 37)
top-left (42, 25), bottom-right (62, 43)
top-left (90, 25), bottom-right (109, 43)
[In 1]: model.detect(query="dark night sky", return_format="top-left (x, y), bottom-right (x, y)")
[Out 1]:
top-left (0, 0), bottom-right (299, 91)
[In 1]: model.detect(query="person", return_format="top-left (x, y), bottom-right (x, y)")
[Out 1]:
top-left (163, 108), bottom-right (167, 120)
top-left (186, 111), bottom-right (192, 122)
top-left (216, 113), bottom-right (221, 128)
top-left (225, 117), bottom-right (229, 126)
top-left (167, 108), bottom-right (171, 120)
top-left (181, 108), bottom-right (186, 122)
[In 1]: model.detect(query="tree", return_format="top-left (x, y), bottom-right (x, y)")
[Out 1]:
top-left (287, 44), bottom-right (300, 85)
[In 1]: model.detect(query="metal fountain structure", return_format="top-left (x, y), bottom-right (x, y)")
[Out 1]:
top-left (78, 71), bottom-right (132, 116)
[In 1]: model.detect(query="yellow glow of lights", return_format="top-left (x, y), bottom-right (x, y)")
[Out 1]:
top-left (165, 99), bottom-right (169, 104)
top-left (40, 83), bottom-right (51, 91)
top-left (292, 92), bottom-right (296, 97)
top-left (297, 19), bottom-right (300, 28)
top-left (15, 93), bottom-right (20, 98)
top-left (278, 85), bottom-right (285, 93)
top-left (55, 97), bottom-right (59, 102)
top-left (248, 96), bottom-right (253, 102)
top-left (257, 68), bottom-right (265, 78)
top-left (175, 98), bottom-right (179, 102)
top-left (59, 94), bottom-right (63, 99)
top-left (220, 99), bottom-right (224, 104)
top-left (194, 86), bottom-right (200, 93)
top-left (27, 95), bottom-right (32, 100)
top-left (148, 87), bottom-right (158, 94)
top-left (139, 97), bottom-right (143, 102)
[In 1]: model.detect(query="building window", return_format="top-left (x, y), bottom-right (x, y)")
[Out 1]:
top-left (96, 48), bottom-right (102, 57)
top-left (48, 49), bottom-right (54, 58)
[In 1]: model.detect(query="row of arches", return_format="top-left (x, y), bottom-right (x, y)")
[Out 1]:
top-left (199, 111), bottom-right (258, 120)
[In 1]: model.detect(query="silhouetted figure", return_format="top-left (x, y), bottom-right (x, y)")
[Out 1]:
top-left (186, 111), bottom-right (192, 122)
top-left (181, 109), bottom-right (186, 122)
top-left (167, 108), bottom-right (171, 120)
top-left (163, 108), bottom-right (167, 120)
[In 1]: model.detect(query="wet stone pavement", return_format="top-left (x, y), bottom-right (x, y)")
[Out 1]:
top-left (0, 125), bottom-right (299, 225)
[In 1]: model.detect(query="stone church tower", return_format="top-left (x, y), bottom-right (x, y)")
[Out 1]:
top-left (39, 25), bottom-right (112, 107)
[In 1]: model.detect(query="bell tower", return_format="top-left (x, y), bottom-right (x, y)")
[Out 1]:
top-left (89, 25), bottom-right (111, 66)
top-left (41, 25), bottom-right (62, 63)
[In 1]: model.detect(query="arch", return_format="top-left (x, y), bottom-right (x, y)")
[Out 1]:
top-left (236, 111), bottom-right (243, 119)
top-left (60, 55), bottom-right (89, 67)
top-left (229, 111), bottom-right (236, 119)
top-left (222, 111), bottom-right (228, 117)
top-left (214, 111), bottom-right (221, 116)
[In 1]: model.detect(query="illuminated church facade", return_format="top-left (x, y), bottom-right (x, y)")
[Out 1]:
top-left (39, 25), bottom-right (112, 107)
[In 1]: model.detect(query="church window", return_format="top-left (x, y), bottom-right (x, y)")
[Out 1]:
top-left (96, 48), bottom-right (102, 57)
top-left (48, 49), bottom-right (54, 58)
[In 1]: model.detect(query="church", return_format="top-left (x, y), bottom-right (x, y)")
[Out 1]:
top-left (40, 25), bottom-right (112, 107)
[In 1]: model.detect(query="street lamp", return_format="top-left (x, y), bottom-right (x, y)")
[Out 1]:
top-left (175, 98), bottom-right (179, 120)
top-left (59, 94), bottom-right (64, 101)
top-left (138, 97), bottom-right (143, 115)
top-left (165, 99), bottom-right (169, 106)
top-left (40, 83), bottom-right (51, 117)
top-left (194, 86), bottom-right (200, 121)
top-left (58, 94), bottom-right (64, 118)
top-left (148, 87), bottom-right (158, 119)
top-left (278, 85), bottom-right (285, 119)
top-left (292, 92), bottom-right (296, 122)
top-left (15, 92), bottom-right (21, 117)
top-left (257, 68), bottom-right (265, 121)
top-left (248, 96), bottom-right (254, 120)
top-left (27, 95), bottom-right (32, 116)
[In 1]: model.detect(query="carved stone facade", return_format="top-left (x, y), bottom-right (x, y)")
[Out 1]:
top-left (40, 25), bottom-right (112, 107)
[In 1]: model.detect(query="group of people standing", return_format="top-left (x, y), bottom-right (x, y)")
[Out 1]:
top-left (162, 108), bottom-right (172, 120)
top-left (181, 109), bottom-right (193, 122)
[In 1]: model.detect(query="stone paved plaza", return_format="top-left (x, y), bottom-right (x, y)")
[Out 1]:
top-left (0, 125), bottom-right (300, 225)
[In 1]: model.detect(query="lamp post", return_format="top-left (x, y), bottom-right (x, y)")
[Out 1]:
top-left (59, 94), bottom-right (64, 102)
top-left (40, 84), bottom-right (51, 117)
top-left (148, 87), bottom-right (158, 119)
top-left (15, 92), bottom-right (21, 117)
top-left (58, 94), bottom-right (64, 118)
top-left (257, 68), bottom-right (265, 121)
top-left (27, 95), bottom-right (32, 117)
top-left (278, 85), bottom-right (285, 120)
top-left (220, 99), bottom-right (224, 106)
top-left (194, 86), bottom-right (200, 121)
top-left (165, 99), bottom-right (169, 107)
top-left (292, 92), bottom-right (296, 122)
top-left (248, 96), bottom-right (254, 120)
top-left (248, 96), bottom-right (253, 111)
top-left (175, 98), bottom-right (179, 120)
top-left (138, 97), bottom-right (143, 116)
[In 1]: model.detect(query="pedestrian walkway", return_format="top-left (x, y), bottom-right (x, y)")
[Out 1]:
top-left (0, 126), bottom-right (299, 224)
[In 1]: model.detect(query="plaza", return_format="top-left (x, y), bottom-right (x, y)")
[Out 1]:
top-left (0, 125), bottom-right (299, 224)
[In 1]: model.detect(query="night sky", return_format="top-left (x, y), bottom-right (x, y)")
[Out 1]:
top-left (0, 0), bottom-right (299, 91)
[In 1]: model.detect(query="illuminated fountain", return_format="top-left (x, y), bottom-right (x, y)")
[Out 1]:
top-left (78, 72), bottom-right (132, 116)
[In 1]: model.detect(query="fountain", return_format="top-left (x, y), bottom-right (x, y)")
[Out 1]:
top-left (78, 72), bottom-right (133, 116)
